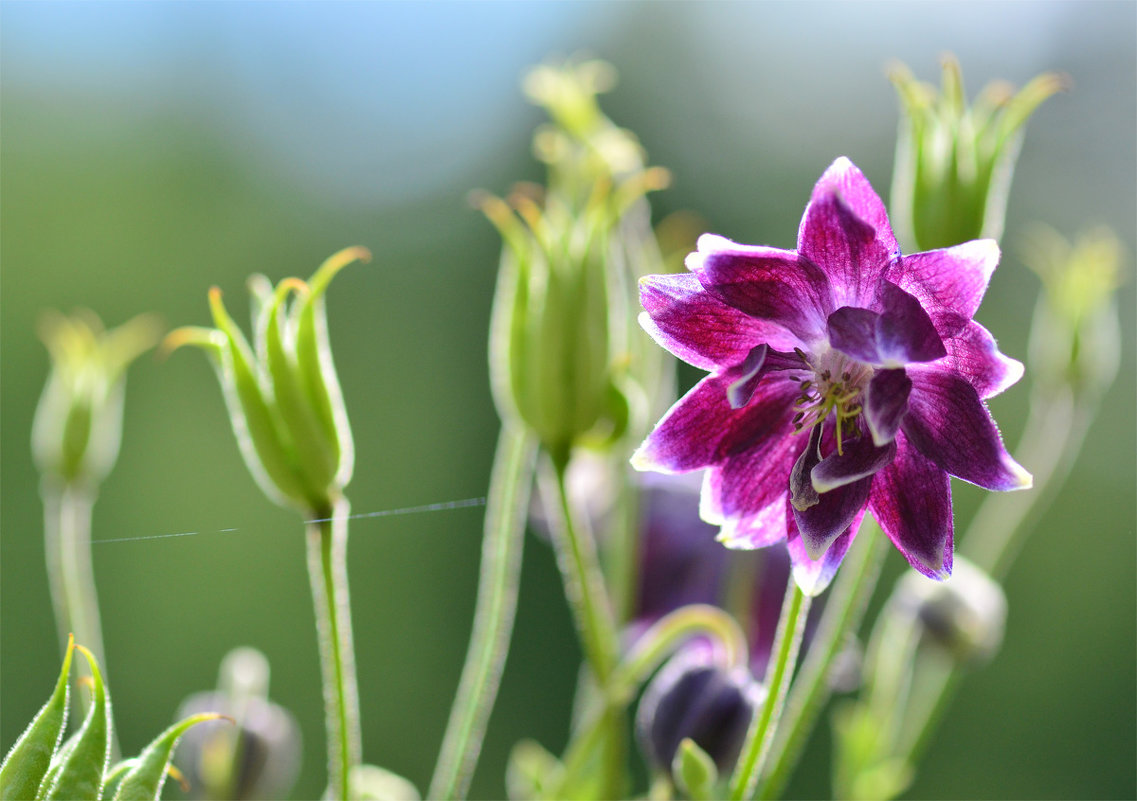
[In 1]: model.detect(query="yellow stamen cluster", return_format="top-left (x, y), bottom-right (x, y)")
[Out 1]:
top-left (790, 349), bottom-right (865, 456)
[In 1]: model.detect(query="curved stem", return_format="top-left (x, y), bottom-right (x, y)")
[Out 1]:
top-left (729, 580), bottom-right (811, 801)
top-left (306, 495), bottom-right (361, 800)
top-left (758, 520), bottom-right (888, 800)
top-left (43, 480), bottom-right (122, 755)
top-left (542, 454), bottom-right (623, 797)
top-left (429, 426), bottom-right (538, 800)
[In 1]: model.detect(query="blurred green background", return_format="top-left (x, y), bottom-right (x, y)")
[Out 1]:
top-left (2, 2), bottom-right (1134, 799)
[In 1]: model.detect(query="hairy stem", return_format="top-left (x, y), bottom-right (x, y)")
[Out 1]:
top-left (429, 426), bottom-right (538, 800)
top-left (759, 520), bottom-right (887, 799)
top-left (729, 580), bottom-right (811, 801)
top-left (306, 495), bottom-right (361, 800)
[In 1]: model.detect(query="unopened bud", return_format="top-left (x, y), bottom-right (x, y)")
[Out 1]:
top-left (894, 557), bottom-right (1007, 666)
top-left (636, 647), bottom-right (765, 779)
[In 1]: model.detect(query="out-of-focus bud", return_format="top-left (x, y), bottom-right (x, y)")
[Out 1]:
top-left (174, 647), bottom-right (301, 801)
top-left (165, 248), bottom-right (366, 514)
top-left (893, 557), bottom-right (1007, 667)
top-left (32, 310), bottom-right (161, 487)
top-left (889, 54), bottom-right (1067, 251)
top-left (1020, 224), bottom-right (1126, 398)
top-left (636, 646), bottom-right (765, 782)
top-left (485, 60), bottom-right (670, 464)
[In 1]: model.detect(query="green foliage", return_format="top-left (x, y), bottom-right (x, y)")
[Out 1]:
top-left (0, 641), bottom-right (219, 801)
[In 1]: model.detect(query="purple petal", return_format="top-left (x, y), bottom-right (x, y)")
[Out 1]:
top-left (786, 499), bottom-right (866, 596)
top-left (697, 245), bottom-right (833, 346)
top-left (640, 272), bottom-right (795, 370)
top-left (632, 375), bottom-right (737, 474)
top-left (868, 432), bottom-right (953, 579)
top-left (827, 307), bottom-right (882, 364)
top-left (716, 494), bottom-right (790, 550)
top-left (885, 239), bottom-right (999, 328)
top-left (798, 158), bottom-right (897, 307)
top-left (811, 435), bottom-right (897, 493)
top-left (937, 321), bottom-right (1024, 399)
top-left (864, 368), bottom-right (912, 445)
top-left (727, 345), bottom-right (768, 409)
top-left (901, 371), bottom-right (1032, 491)
top-left (874, 280), bottom-right (947, 365)
top-left (789, 425), bottom-right (823, 512)
top-left (704, 383), bottom-right (804, 532)
top-left (791, 471), bottom-right (872, 560)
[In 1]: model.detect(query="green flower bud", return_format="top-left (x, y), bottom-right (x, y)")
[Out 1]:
top-left (1020, 224), bottom-right (1126, 398)
top-left (889, 54), bottom-right (1068, 251)
top-left (166, 247), bottom-right (366, 514)
top-left (32, 310), bottom-right (161, 487)
top-left (486, 60), bottom-right (670, 463)
top-left (894, 557), bottom-right (1007, 667)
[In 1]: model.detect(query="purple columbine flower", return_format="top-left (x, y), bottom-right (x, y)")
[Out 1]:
top-left (632, 158), bottom-right (1031, 595)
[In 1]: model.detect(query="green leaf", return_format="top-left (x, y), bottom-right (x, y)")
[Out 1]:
top-left (672, 738), bottom-right (717, 801)
top-left (505, 740), bottom-right (564, 801)
top-left (99, 760), bottom-right (136, 801)
top-left (112, 714), bottom-right (223, 801)
top-left (43, 646), bottom-right (110, 801)
top-left (0, 636), bottom-right (74, 800)
top-left (345, 764), bottom-right (420, 801)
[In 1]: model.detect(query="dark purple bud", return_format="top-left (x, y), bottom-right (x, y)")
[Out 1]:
top-left (636, 647), bottom-right (765, 778)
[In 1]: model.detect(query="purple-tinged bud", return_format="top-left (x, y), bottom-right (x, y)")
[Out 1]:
top-left (174, 648), bottom-right (300, 801)
top-left (636, 647), bottom-right (765, 779)
top-left (893, 557), bottom-right (1007, 666)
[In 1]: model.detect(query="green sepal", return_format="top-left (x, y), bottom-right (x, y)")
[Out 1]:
top-left (262, 279), bottom-right (337, 497)
top-left (671, 738), bottom-right (717, 801)
top-left (209, 287), bottom-right (307, 508)
top-left (34, 734), bottom-right (76, 801)
top-left (295, 247), bottom-right (366, 491)
top-left (43, 646), bottom-right (111, 801)
top-left (99, 760), bottom-right (136, 801)
top-left (111, 713), bottom-right (223, 801)
top-left (0, 636), bottom-right (74, 800)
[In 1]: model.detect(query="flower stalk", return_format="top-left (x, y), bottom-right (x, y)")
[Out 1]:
top-left (728, 580), bottom-right (811, 801)
top-left (429, 425), bottom-right (539, 801)
top-left (306, 496), bottom-right (361, 801)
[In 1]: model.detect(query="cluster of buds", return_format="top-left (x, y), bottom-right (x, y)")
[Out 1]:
top-left (889, 54), bottom-right (1067, 251)
top-left (32, 310), bottom-right (161, 488)
top-left (484, 60), bottom-right (671, 463)
top-left (165, 247), bottom-right (367, 515)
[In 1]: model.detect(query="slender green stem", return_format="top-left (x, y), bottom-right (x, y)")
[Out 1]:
top-left (543, 456), bottom-right (621, 684)
top-left (306, 495), bottom-right (361, 801)
top-left (729, 580), bottom-right (811, 801)
top-left (42, 480), bottom-right (121, 753)
top-left (602, 462), bottom-right (641, 629)
top-left (429, 426), bottom-right (538, 800)
top-left (542, 454), bottom-right (624, 797)
top-left (759, 520), bottom-right (888, 800)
